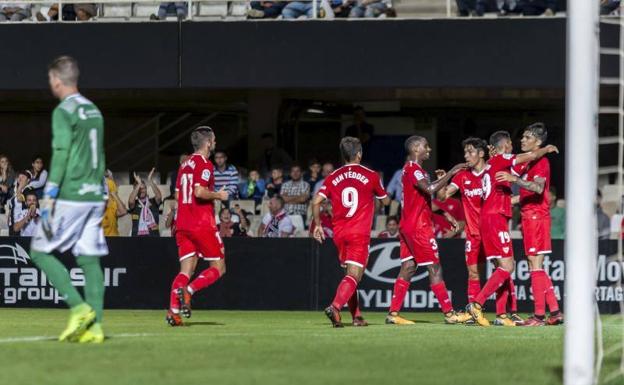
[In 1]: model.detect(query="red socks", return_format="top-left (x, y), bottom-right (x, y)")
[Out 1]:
top-left (331, 275), bottom-right (358, 310)
top-left (347, 291), bottom-right (362, 319)
top-left (475, 268), bottom-right (511, 306)
top-left (430, 282), bottom-right (453, 314)
top-left (389, 278), bottom-right (410, 313)
top-left (531, 270), bottom-right (559, 316)
top-left (508, 278), bottom-right (518, 313)
top-left (544, 273), bottom-right (560, 313)
top-left (188, 267), bottom-right (221, 294)
top-left (169, 273), bottom-right (189, 312)
top-left (495, 279), bottom-right (509, 315)
top-left (467, 279), bottom-right (481, 303)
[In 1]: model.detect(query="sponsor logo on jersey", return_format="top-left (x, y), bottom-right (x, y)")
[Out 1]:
top-left (78, 183), bottom-right (103, 196)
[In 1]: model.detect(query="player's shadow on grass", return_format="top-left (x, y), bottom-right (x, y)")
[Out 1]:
top-left (550, 365), bottom-right (563, 383)
top-left (184, 321), bottom-right (225, 327)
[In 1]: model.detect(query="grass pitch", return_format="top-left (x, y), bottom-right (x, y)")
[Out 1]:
top-left (0, 309), bottom-right (621, 385)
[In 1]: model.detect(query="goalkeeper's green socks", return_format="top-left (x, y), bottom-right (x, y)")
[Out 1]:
top-left (76, 256), bottom-right (105, 323)
top-left (30, 251), bottom-right (84, 308)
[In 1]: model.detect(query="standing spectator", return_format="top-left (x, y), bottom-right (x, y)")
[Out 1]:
top-left (102, 171), bottom-right (128, 237)
top-left (7, 170), bottom-right (29, 236)
top-left (309, 200), bottom-right (333, 238)
top-left (305, 159), bottom-right (322, 191)
top-left (247, 1), bottom-right (286, 18)
top-left (0, 3), bottom-right (31, 21)
top-left (151, 2), bottom-right (187, 20)
top-left (345, 107), bottom-right (374, 154)
top-left (12, 191), bottom-right (39, 236)
top-left (214, 150), bottom-right (240, 203)
top-left (25, 156), bottom-right (48, 199)
top-left (258, 196), bottom-right (294, 237)
top-left (378, 215), bottom-right (399, 238)
top-left (256, 133), bottom-right (293, 178)
top-left (597, 189), bottom-right (611, 240)
top-left (348, 0), bottom-right (388, 17)
top-left (386, 166), bottom-right (403, 204)
top-left (240, 169), bottom-right (266, 205)
top-left (128, 169), bottom-right (162, 237)
top-left (0, 155), bottom-right (15, 212)
top-left (549, 188), bottom-right (565, 239)
top-left (266, 167), bottom-right (285, 198)
top-left (280, 164), bottom-right (310, 219)
top-left (218, 207), bottom-right (249, 238)
top-left (313, 162), bottom-right (335, 195)
top-left (517, 0), bottom-right (555, 15)
top-left (168, 153), bottom-right (188, 199)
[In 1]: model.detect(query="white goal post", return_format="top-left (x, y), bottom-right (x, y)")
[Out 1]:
top-left (564, 1), bottom-right (600, 385)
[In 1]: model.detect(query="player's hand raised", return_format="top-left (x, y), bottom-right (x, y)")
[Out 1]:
top-left (545, 144), bottom-right (559, 154)
top-left (313, 225), bottom-right (325, 243)
top-left (495, 171), bottom-right (516, 183)
top-left (434, 169), bottom-right (446, 180)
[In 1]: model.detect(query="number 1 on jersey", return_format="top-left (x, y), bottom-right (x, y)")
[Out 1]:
top-left (89, 128), bottom-right (98, 169)
top-left (342, 187), bottom-right (359, 217)
top-left (180, 173), bottom-right (193, 204)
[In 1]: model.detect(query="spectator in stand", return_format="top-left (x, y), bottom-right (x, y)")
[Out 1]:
top-left (214, 150), bottom-right (240, 204)
top-left (7, 170), bottom-right (29, 236)
top-left (259, 196), bottom-right (294, 238)
top-left (151, 2), bottom-right (187, 20)
top-left (309, 200), bottom-right (333, 238)
top-left (102, 170), bottom-right (128, 237)
top-left (13, 191), bottom-right (39, 236)
top-left (25, 156), bottom-right (48, 199)
top-left (597, 189), bottom-right (611, 240)
top-left (280, 164), bottom-right (310, 219)
top-left (0, 155), bottom-right (15, 213)
top-left (282, 0), bottom-right (318, 18)
top-left (549, 187), bottom-right (565, 239)
top-left (247, 1), bottom-right (286, 18)
top-left (218, 206), bottom-right (249, 238)
top-left (386, 166), bottom-right (403, 204)
top-left (256, 133), bottom-right (292, 178)
top-left (313, 162), bottom-right (335, 195)
top-left (517, 0), bottom-right (555, 15)
top-left (345, 107), bottom-right (374, 154)
top-left (348, 0), bottom-right (388, 17)
top-left (240, 169), bottom-right (266, 205)
top-left (305, 158), bottom-right (322, 191)
top-left (169, 153), bottom-right (188, 198)
top-left (601, 0), bottom-right (620, 15)
top-left (266, 167), bottom-right (285, 198)
top-left (128, 169), bottom-right (162, 237)
top-left (378, 215), bottom-right (399, 238)
top-left (44, 3), bottom-right (97, 20)
top-left (0, 3), bottom-right (31, 21)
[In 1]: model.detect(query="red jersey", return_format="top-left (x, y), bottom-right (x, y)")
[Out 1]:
top-left (175, 153), bottom-right (217, 232)
top-left (400, 161), bottom-right (433, 229)
top-left (318, 164), bottom-right (387, 237)
top-left (482, 153), bottom-right (517, 218)
top-left (432, 213), bottom-right (454, 237)
top-left (309, 211), bottom-right (334, 238)
top-left (432, 197), bottom-right (465, 222)
top-left (450, 168), bottom-right (485, 237)
top-left (511, 157), bottom-right (551, 217)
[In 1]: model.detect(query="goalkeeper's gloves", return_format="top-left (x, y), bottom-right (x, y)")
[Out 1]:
top-left (41, 183), bottom-right (59, 240)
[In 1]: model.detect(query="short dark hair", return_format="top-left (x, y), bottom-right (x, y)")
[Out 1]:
top-left (308, 158), bottom-right (320, 167)
top-left (489, 131), bottom-right (511, 147)
top-left (387, 215), bottom-right (399, 225)
top-left (404, 135), bottom-right (426, 153)
top-left (32, 155), bottom-right (43, 163)
top-left (290, 163), bottom-right (302, 172)
top-left (340, 136), bottom-right (362, 162)
top-left (214, 150), bottom-right (227, 157)
top-left (48, 56), bottom-right (80, 86)
top-left (525, 122), bottom-right (548, 143)
top-left (273, 195), bottom-right (285, 208)
top-left (191, 126), bottom-right (214, 151)
top-left (24, 190), bottom-right (38, 200)
top-left (461, 137), bottom-right (488, 156)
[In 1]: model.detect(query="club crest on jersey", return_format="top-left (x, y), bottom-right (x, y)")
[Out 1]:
top-left (201, 169), bottom-right (211, 181)
top-left (503, 247), bottom-right (510, 253)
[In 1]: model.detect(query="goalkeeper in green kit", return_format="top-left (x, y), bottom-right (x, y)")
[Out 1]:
top-left (30, 56), bottom-right (108, 343)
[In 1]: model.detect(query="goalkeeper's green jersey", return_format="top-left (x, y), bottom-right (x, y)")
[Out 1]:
top-left (49, 93), bottom-right (105, 202)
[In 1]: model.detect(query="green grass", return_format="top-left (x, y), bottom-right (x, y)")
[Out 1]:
top-left (0, 309), bottom-right (621, 385)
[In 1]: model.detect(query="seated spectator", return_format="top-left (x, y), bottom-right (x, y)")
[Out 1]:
top-left (282, 1), bottom-right (318, 19)
top-left (280, 164), bottom-right (310, 219)
top-left (455, 0), bottom-right (477, 16)
top-left (247, 1), bottom-right (286, 18)
top-left (259, 196), bottom-right (294, 238)
top-left (266, 167), bottom-right (285, 198)
top-left (378, 215), bottom-right (399, 238)
top-left (305, 159), bottom-right (322, 191)
top-left (218, 207), bottom-right (249, 238)
top-left (7, 170), bottom-right (29, 236)
top-left (240, 169), bottom-right (266, 205)
top-left (74, 3), bottom-right (97, 20)
top-left (549, 187), bottom-right (565, 239)
top-left (25, 156), bottom-right (48, 199)
top-left (518, 0), bottom-right (555, 15)
top-left (13, 191), bottom-right (39, 236)
top-left (348, 0), bottom-right (388, 18)
top-left (328, 0), bottom-right (353, 17)
top-left (102, 170), bottom-right (128, 237)
top-left (0, 3), bottom-right (31, 21)
top-left (128, 169), bottom-right (162, 237)
top-left (309, 200), bottom-right (333, 238)
top-left (214, 150), bottom-right (240, 204)
top-left (168, 153), bottom-right (188, 199)
top-left (256, 133), bottom-right (293, 178)
top-left (46, 3), bottom-right (96, 21)
top-left (151, 2), bottom-right (187, 20)
top-left (0, 155), bottom-right (15, 213)
top-left (313, 162), bottom-right (335, 195)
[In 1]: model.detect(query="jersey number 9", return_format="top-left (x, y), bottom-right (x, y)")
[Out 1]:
top-left (341, 187), bottom-right (359, 218)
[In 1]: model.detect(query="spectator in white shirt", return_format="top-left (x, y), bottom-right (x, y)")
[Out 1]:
top-left (0, 3), bottom-right (31, 21)
top-left (258, 196), bottom-right (294, 238)
top-left (25, 156), bottom-right (48, 199)
top-left (13, 191), bottom-right (39, 236)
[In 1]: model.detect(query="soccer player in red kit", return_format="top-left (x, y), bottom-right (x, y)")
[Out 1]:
top-left (438, 137), bottom-right (522, 326)
top-left (166, 127), bottom-right (229, 326)
top-left (386, 135), bottom-right (469, 325)
top-left (466, 130), bottom-right (558, 327)
top-left (312, 137), bottom-right (390, 328)
top-left (497, 123), bottom-right (563, 326)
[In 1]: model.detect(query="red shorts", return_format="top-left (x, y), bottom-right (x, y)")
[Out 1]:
top-left (399, 225), bottom-right (440, 266)
top-left (176, 228), bottom-right (224, 261)
top-left (465, 233), bottom-right (486, 266)
top-left (521, 215), bottom-right (552, 256)
top-left (333, 233), bottom-right (371, 268)
top-left (480, 213), bottom-right (513, 260)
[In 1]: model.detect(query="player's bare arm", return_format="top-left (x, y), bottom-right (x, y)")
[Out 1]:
top-left (495, 172), bottom-right (546, 194)
top-left (416, 163), bottom-right (467, 195)
top-left (194, 185), bottom-right (229, 201)
top-left (436, 184), bottom-right (459, 201)
top-left (311, 194), bottom-right (326, 243)
top-left (515, 144), bottom-right (558, 165)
